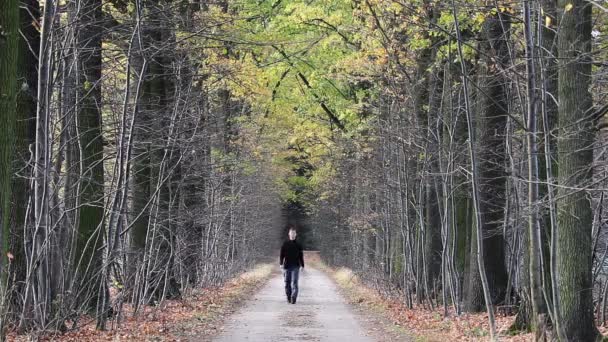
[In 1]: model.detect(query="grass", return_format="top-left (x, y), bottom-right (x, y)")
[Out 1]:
top-left (309, 258), bottom-right (534, 342)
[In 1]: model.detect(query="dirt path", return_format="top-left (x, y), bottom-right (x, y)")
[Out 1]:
top-left (212, 266), bottom-right (378, 342)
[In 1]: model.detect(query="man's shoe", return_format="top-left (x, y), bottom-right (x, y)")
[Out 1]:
top-left (287, 296), bottom-right (291, 303)
top-left (291, 297), bottom-right (297, 304)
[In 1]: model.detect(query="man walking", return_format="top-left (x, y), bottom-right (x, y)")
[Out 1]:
top-left (280, 227), bottom-right (304, 304)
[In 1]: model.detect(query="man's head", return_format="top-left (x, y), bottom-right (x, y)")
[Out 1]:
top-left (288, 227), bottom-right (297, 241)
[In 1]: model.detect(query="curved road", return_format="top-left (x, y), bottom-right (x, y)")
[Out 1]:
top-left (213, 267), bottom-right (376, 342)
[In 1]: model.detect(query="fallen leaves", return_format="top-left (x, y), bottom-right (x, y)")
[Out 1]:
top-left (313, 260), bottom-right (534, 342)
top-left (7, 264), bottom-right (274, 342)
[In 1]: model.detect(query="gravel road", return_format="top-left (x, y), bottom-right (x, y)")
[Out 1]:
top-left (213, 266), bottom-right (377, 342)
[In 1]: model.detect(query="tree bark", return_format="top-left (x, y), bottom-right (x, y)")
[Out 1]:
top-left (452, 2), bottom-right (498, 338)
top-left (0, 0), bottom-right (19, 310)
top-left (72, 0), bottom-right (108, 317)
top-left (465, 10), bottom-right (510, 312)
top-left (9, 0), bottom-right (39, 325)
top-left (555, 0), bottom-right (599, 339)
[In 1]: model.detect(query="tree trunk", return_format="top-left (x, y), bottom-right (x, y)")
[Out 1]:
top-left (129, 1), bottom-right (152, 305)
top-left (131, 0), bottom-right (180, 305)
top-left (452, 2), bottom-right (498, 338)
top-left (555, 0), bottom-right (599, 339)
top-left (7, 0), bottom-right (40, 328)
top-left (0, 0), bottom-right (19, 317)
top-left (412, 8), bottom-right (442, 301)
top-left (30, 0), bottom-right (56, 327)
top-left (424, 66), bottom-right (444, 300)
top-left (72, 0), bottom-right (107, 317)
top-left (466, 10), bottom-right (510, 312)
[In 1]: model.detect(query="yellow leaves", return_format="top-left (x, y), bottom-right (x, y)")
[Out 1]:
top-left (498, 6), bottom-right (515, 14)
top-left (112, 279), bottom-right (124, 289)
top-left (388, 2), bottom-right (402, 15)
top-left (31, 19), bottom-right (41, 33)
top-left (204, 52), bottom-right (270, 101)
top-left (408, 36), bottom-right (432, 51)
top-left (488, 5), bottom-right (514, 17)
top-left (473, 12), bottom-right (486, 27)
top-left (283, 2), bottom-right (325, 24)
top-left (309, 163), bottom-right (336, 188)
top-left (565, 3), bottom-right (573, 11)
top-left (540, 7), bottom-right (553, 27)
top-left (320, 34), bottom-right (344, 50)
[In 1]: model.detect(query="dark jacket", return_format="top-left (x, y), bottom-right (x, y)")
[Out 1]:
top-left (280, 240), bottom-right (304, 269)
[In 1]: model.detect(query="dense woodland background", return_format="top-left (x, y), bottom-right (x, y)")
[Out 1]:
top-left (1, 0), bottom-right (608, 340)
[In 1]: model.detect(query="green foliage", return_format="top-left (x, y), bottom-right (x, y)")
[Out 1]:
top-left (205, 0), bottom-right (378, 205)
top-left (196, 0), bottom-right (495, 207)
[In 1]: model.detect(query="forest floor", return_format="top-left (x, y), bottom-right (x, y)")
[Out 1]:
top-left (311, 258), bottom-right (534, 342)
top-left (7, 263), bottom-right (275, 341)
top-left (16, 256), bottom-right (608, 341)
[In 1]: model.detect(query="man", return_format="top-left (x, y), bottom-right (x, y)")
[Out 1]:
top-left (279, 227), bottom-right (304, 304)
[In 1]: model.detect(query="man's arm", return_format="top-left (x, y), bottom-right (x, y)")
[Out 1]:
top-left (279, 243), bottom-right (285, 267)
top-left (299, 245), bottom-right (304, 268)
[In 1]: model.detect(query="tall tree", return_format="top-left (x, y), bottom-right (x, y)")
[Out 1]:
top-left (10, 0), bottom-right (40, 318)
top-left (131, 0), bottom-right (180, 304)
top-left (0, 0), bottom-right (19, 295)
top-left (522, 1), bottom-right (553, 338)
top-left (129, 0), bottom-right (155, 303)
top-left (72, 0), bottom-right (107, 315)
top-left (412, 3), bottom-right (443, 302)
top-left (539, 0), bottom-right (563, 336)
top-left (29, 0), bottom-right (56, 328)
top-left (555, 0), bottom-right (599, 339)
top-left (465, 9), bottom-right (510, 312)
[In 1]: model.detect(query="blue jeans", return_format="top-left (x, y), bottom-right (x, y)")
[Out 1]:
top-left (284, 267), bottom-right (300, 300)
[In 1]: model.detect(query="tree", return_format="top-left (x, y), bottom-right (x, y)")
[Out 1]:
top-left (413, 4), bottom-right (444, 304)
top-left (72, 0), bottom-right (107, 316)
top-left (0, 0), bottom-right (19, 299)
top-left (465, 9), bottom-right (510, 312)
top-left (9, 0), bottom-right (40, 326)
top-left (130, 0), bottom-right (181, 305)
top-left (555, 0), bottom-right (600, 339)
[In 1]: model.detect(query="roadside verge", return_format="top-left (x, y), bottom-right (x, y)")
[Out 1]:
top-left (309, 256), bottom-right (533, 342)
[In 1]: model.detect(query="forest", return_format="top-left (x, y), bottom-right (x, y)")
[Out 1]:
top-left (0, 0), bottom-right (607, 340)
